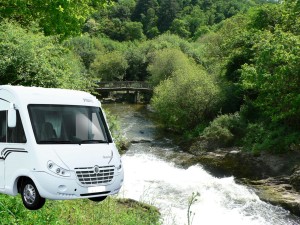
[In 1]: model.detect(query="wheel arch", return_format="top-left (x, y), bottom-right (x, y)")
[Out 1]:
top-left (16, 176), bottom-right (32, 194)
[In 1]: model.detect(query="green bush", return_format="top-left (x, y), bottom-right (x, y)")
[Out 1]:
top-left (147, 48), bottom-right (194, 86)
top-left (201, 113), bottom-right (245, 149)
top-left (104, 109), bottom-right (128, 154)
top-left (151, 63), bottom-right (220, 132)
top-left (90, 51), bottom-right (128, 81)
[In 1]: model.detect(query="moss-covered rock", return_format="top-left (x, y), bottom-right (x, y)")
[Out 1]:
top-left (241, 177), bottom-right (300, 216)
top-left (193, 148), bottom-right (274, 179)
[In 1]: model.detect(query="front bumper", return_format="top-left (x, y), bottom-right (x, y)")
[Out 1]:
top-left (32, 170), bottom-right (124, 200)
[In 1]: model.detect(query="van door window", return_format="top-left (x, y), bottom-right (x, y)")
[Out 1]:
top-left (0, 111), bottom-right (7, 142)
top-left (0, 110), bottom-right (26, 143)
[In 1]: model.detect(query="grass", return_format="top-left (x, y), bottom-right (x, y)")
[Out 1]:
top-left (0, 194), bottom-right (160, 225)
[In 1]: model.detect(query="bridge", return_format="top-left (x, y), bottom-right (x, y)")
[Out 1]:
top-left (96, 81), bottom-right (153, 92)
top-left (96, 81), bottom-right (153, 103)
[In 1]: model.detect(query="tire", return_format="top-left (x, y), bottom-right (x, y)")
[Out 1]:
top-left (21, 179), bottom-right (46, 210)
top-left (89, 196), bottom-right (107, 202)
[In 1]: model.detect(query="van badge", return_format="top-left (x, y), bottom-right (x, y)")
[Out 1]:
top-left (83, 98), bottom-right (93, 103)
top-left (94, 166), bottom-right (100, 174)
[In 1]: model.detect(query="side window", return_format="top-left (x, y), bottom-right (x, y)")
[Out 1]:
top-left (7, 111), bottom-right (26, 143)
top-left (0, 111), bottom-right (7, 142)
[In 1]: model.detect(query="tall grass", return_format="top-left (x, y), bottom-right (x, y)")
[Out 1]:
top-left (0, 194), bottom-right (160, 225)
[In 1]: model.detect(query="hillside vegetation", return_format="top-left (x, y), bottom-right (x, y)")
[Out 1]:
top-left (0, 0), bottom-right (299, 154)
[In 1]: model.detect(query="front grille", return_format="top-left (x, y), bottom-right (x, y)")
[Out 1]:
top-left (75, 166), bottom-right (115, 186)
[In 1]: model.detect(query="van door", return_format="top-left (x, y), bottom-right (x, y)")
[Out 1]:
top-left (0, 101), bottom-right (27, 189)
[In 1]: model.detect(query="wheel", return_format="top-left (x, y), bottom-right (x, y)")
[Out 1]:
top-left (21, 179), bottom-right (45, 210)
top-left (89, 196), bottom-right (107, 202)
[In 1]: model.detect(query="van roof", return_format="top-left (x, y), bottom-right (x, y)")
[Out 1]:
top-left (0, 85), bottom-right (100, 107)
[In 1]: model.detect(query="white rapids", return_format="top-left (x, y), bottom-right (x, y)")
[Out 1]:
top-left (120, 146), bottom-right (299, 225)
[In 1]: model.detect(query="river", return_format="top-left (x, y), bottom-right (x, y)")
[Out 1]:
top-left (103, 103), bottom-right (300, 225)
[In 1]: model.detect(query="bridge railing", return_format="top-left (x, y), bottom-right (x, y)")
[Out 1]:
top-left (97, 81), bottom-right (152, 89)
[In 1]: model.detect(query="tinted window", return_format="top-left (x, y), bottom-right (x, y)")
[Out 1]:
top-left (0, 111), bottom-right (6, 142)
top-left (0, 110), bottom-right (26, 143)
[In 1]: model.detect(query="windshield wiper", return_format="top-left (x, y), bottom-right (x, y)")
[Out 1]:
top-left (78, 139), bottom-right (109, 144)
top-left (38, 140), bottom-right (72, 144)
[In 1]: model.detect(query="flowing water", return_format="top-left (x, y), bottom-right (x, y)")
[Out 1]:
top-left (103, 104), bottom-right (300, 225)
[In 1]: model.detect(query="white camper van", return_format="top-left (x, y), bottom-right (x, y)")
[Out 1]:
top-left (0, 85), bottom-right (124, 210)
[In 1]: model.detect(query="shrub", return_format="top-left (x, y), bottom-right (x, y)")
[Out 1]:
top-left (104, 109), bottom-right (128, 153)
top-left (151, 64), bottom-right (220, 132)
top-left (201, 113), bottom-right (245, 149)
top-left (147, 48), bottom-right (193, 86)
top-left (90, 51), bottom-right (128, 81)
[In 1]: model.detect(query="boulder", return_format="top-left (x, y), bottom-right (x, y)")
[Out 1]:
top-left (194, 148), bottom-right (274, 179)
top-left (291, 168), bottom-right (300, 192)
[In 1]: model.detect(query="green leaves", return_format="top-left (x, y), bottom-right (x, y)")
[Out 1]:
top-left (151, 52), bottom-right (220, 132)
top-left (241, 29), bottom-right (300, 126)
top-left (91, 51), bottom-right (129, 81)
top-left (0, 0), bottom-right (107, 38)
top-left (0, 21), bottom-right (93, 91)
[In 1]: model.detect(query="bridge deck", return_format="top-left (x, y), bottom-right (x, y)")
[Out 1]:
top-left (96, 81), bottom-right (153, 92)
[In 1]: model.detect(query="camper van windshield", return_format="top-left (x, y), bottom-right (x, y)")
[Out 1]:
top-left (28, 105), bottom-right (112, 144)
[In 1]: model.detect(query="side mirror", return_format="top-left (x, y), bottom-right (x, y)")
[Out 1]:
top-left (8, 103), bottom-right (16, 128)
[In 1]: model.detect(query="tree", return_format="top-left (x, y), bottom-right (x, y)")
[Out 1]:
top-left (90, 51), bottom-right (128, 81)
top-left (132, 0), bottom-right (160, 38)
top-left (170, 19), bottom-right (191, 38)
top-left (147, 48), bottom-right (193, 86)
top-left (123, 21), bottom-right (145, 41)
top-left (64, 35), bottom-right (105, 70)
top-left (0, 21), bottom-right (92, 90)
top-left (151, 64), bottom-right (220, 132)
top-left (158, 0), bottom-right (182, 32)
top-left (124, 46), bottom-right (148, 81)
top-left (241, 29), bottom-right (300, 127)
top-left (0, 0), bottom-right (106, 38)
top-left (132, 0), bottom-right (159, 22)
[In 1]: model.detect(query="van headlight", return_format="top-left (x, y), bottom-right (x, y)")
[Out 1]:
top-left (117, 159), bottom-right (122, 171)
top-left (47, 161), bottom-right (71, 177)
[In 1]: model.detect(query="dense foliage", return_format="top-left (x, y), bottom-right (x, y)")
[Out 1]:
top-left (197, 1), bottom-right (300, 152)
top-left (0, 0), bottom-right (108, 38)
top-left (0, 21), bottom-right (94, 91)
top-left (151, 50), bottom-right (220, 132)
top-left (0, 0), bottom-right (299, 154)
top-left (1, 2), bottom-right (299, 224)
